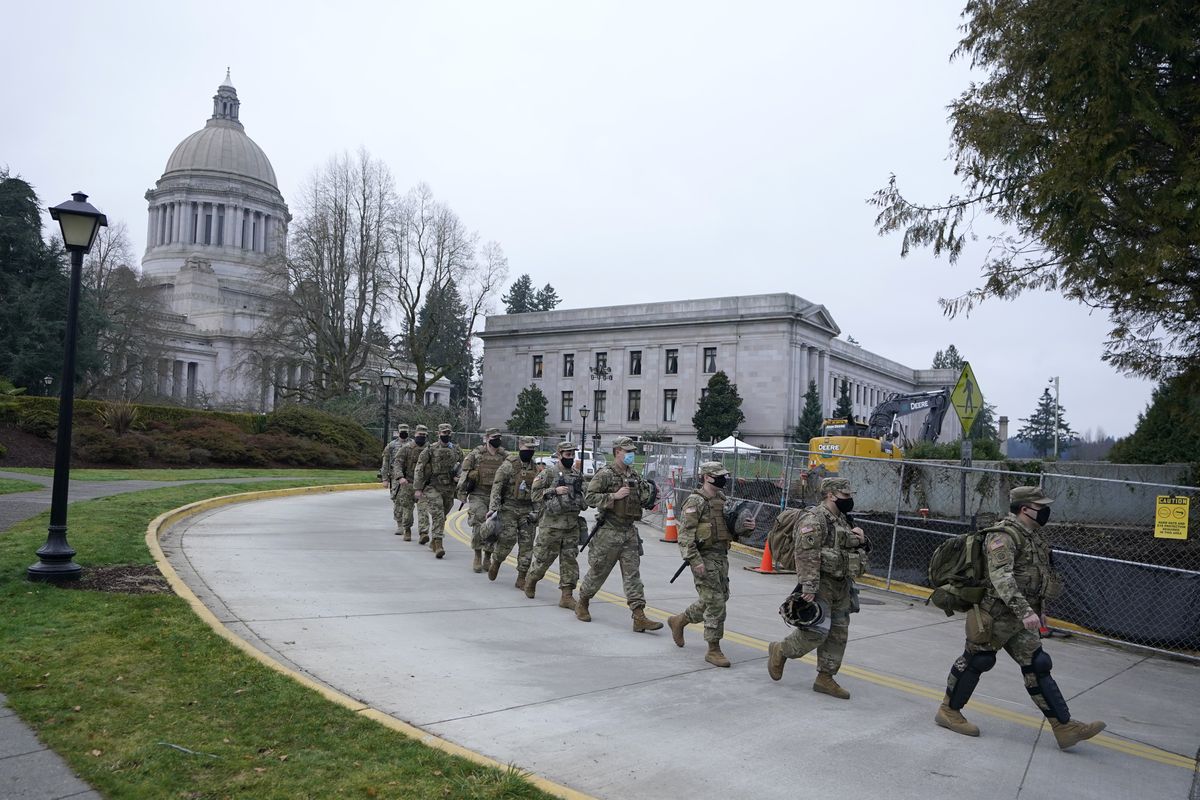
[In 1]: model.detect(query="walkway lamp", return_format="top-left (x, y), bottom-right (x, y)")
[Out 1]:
top-left (579, 405), bottom-right (589, 469)
top-left (42, 375), bottom-right (53, 396)
top-left (381, 371), bottom-right (396, 443)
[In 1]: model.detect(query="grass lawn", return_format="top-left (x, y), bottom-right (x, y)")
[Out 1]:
top-left (0, 478), bottom-right (43, 495)
top-left (3, 467), bottom-right (377, 482)
top-left (0, 480), bottom-right (552, 800)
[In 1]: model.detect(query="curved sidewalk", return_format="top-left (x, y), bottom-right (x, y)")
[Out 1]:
top-left (162, 488), bottom-right (1200, 800)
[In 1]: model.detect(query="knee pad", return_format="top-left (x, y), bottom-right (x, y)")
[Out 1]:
top-left (1022, 648), bottom-right (1070, 723)
top-left (1030, 647), bottom-right (1052, 676)
top-left (969, 650), bottom-right (997, 674)
top-left (947, 649), bottom-right (995, 709)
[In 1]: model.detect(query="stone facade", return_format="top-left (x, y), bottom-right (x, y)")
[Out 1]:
top-left (479, 293), bottom-right (962, 449)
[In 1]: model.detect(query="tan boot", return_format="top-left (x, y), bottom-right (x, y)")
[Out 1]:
top-left (472, 550), bottom-right (483, 573)
top-left (667, 614), bottom-right (687, 648)
top-left (1049, 718), bottom-right (1106, 750)
top-left (705, 642), bottom-right (731, 668)
top-left (558, 589), bottom-right (576, 610)
top-left (632, 607), bottom-right (663, 633)
top-left (433, 538), bottom-right (445, 559)
top-left (403, 528), bottom-right (412, 542)
top-left (813, 672), bottom-right (850, 699)
top-left (481, 552), bottom-right (491, 572)
top-left (395, 526), bottom-right (403, 536)
top-left (419, 533), bottom-right (429, 545)
top-left (515, 571), bottom-right (527, 591)
top-left (488, 558), bottom-right (501, 581)
top-left (524, 579), bottom-right (537, 599)
top-left (935, 702), bottom-right (980, 737)
top-left (767, 642), bottom-right (786, 681)
top-left (575, 595), bottom-right (591, 622)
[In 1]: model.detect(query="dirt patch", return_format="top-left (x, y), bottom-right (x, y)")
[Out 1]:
top-left (60, 564), bottom-right (173, 595)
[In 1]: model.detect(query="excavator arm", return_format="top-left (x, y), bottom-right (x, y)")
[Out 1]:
top-left (866, 389), bottom-right (951, 444)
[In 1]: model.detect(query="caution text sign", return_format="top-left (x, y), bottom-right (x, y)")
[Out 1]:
top-left (1154, 496), bottom-right (1190, 540)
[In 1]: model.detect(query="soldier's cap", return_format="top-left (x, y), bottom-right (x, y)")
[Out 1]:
top-left (819, 477), bottom-right (854, 496)
top-left (699, 461), bottom-right (730, 477)
top-left (397, 423), bottom-right (409, 432)
top-left (485, 427), bottom-right (500, 437)
top-left (414, 424), bottom-right (429, 434)
top-left (437, 423), bottom-right (452, 433)
top-left (519, 436), bottom-right (538, 448)
top-left (555, 441), bottom-right (577, 454)
top-left (1010, 485), bottom-right (1054, 505)
top-left (612, 435), bottom-right (636, 451)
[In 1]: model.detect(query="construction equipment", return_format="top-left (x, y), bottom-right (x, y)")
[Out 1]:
top-left (808, 388), bottom-right (952, 474)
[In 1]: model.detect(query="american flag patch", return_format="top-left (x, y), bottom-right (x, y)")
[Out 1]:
top-left (800, 526), bottom-right (814, 533)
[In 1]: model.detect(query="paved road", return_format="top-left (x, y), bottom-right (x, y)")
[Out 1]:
top-left (165, 489), bottom-right (1200, 800)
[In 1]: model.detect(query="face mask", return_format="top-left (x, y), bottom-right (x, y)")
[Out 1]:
top-left (710, 475), bottom-right (728, 489)
top-left (1026, 506), bottom-right (1051, 526)
top-left (561, 457), bottom-right (575, 469)
top-left (622, 452), bottom-right (636, 466)
top-left (519, 449), bottom-right (534, 462)
top-left (488, 437), bottom-right (502, 448)
top-left (398, 431), bottom-right (408, 439)
top-left (439, 434), bottom-right (451, 443)
top-left (834, 497), bottom-right (854, 514)
top-left (414, 436), bottom-right (427, 445)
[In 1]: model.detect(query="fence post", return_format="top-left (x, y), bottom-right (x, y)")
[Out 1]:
top-left (886, 461), bottom-right (905, 590)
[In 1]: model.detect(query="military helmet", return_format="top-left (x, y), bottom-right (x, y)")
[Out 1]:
top-left (779, 592), bottom-right (831, 636)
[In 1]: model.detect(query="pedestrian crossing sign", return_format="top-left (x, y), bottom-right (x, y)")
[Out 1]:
top-left (950, 363), bottom-right (983, 433)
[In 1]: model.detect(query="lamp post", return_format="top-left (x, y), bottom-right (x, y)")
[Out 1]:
top-left (579, 405), bottom-right (590, 470)
top-left (588, 362), bottom-right (612, 473)
top-left (1049, 376), bottom-right (1060, 460)
top-left (42, 375), bottom-right (53, 396)
top-left (381, 371), bottom-right (396, 443)
top-left (28, 193), bottom-right (107, 582)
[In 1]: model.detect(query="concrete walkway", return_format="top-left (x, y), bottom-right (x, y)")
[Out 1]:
top-left (165, 489), bottom-right (1200, 800)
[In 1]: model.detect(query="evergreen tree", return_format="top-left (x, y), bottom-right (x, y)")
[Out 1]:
top-left (502, 274), bottom-right (536, 313)
top-left (1017, 388), bottom-right (1077, 458)
top-left (834, 380), bottom-right (853, 419)
top-left (968, 401), bottom-right (999, 442)
top-left (506, 384), bottom-right (549, 436)
top-left (1108, 369), bottom-right (1200, 464)
top-left (415, 279), bottom-right (471, 404)
top-left (692, 371), bottom-right (745, 442)
top-left (793, 379), bottom-right (824, 442)
top-left (534, 283), bottom-right (562, 311)
top-left (932, 344), bottom-right (966, 370)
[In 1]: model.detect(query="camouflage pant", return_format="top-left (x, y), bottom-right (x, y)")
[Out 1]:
top-left (779, 575), bottom-right (852, 675)
top-left (680, 548), bottom-right (730, 643)
top-left (526, 521), bottom-right (581, 589)
top-left (946, 604), bottom-right (1051, 716)
top-left (578, 522), bottom-right (645, 610)
top-left (467, 492), bottom-right (494, 553)
top-left (391, 482), bottom-right (417, 532)
top-left (419, 485), bottom-right (454, 541)
top-left (493, 506), bottom-right (535, 573)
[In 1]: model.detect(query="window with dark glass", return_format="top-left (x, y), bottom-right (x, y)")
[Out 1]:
top-left (629, 350), bottom-right (642, 376)
top-left (703, 347), bottom-right (717, 373)
top-left (663, 389), bottom-right (678, 421)
top-left (563, 353), bottom-right (574, 377)
top-left (627, 389), bottom-right (641, 422)
top-left (665, 348), bottom-right (678, 375)
top-left (561, 391), bottom-right (573, 422)
top-left (594, 390), bottom-right (606, 422)
top-left (595, 351), bottom-right (608, 372)
top-left (532, 355), bottom-right (543, 378)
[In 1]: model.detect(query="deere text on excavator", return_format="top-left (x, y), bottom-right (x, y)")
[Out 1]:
top-left (808, 388), bottom-right (952, 474)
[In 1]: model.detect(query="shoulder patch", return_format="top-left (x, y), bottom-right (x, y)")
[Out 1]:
top-left (988, 538), bottom-right (1006, 551)
top-left (800, 526), bottom-right (815, 533)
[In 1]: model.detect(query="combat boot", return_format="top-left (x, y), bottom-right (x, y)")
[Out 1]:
top-left (395, 526), bottom-right (403, 536)
top-left (631, 607), bottom-right (663, 633)
top-left (403, 528), bottom-right (412, 542)
top-left (767, 642), bottom-right (786, 681)
top-left (487, 558), bottom-right (501, 581)
top-left (472, 550), bottom-right (483, 573)
top-left (524, 579), bottom-right (537, 599)
top-left (935, 702), bottom-right (980, 737)
top-left (575, 595), bottom-right (591, 622)
top-left (481, 551), bottom-right (491, 572)
top-left (419, 532), bottom-right (429, 545)
top-left (813, 672), bottom-right (850, 699)
top-left (558, 589), bottom-right (576, 610)
top-left (515, 571), bottom-right (527, 591)
top-left (705, 642), bottom-right (731, 668)
top-left (1049, 718), bottom-right (1106, 750)
top-left (433, 538), bottom-right (445, 559)
top-left (667, 614), bottom-right (687, 647)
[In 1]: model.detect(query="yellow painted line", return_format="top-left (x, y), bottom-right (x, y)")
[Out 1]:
top-left (148, 485), bottom-right (597, 800)
top-left (451, 513), bottom-right (1196, 772)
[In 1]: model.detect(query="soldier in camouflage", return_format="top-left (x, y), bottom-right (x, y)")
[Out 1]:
top-left (576, 436), bottom-right (663, 633)
top-left (935, 486), bottom-right (1106, 749)
top-left (524, 441), bottom-right (585, 610)
top-left (380, 424), bottom-right (410, 535)
top-left (459, 427), bottom-right (508, 573)
top-left (766, 477), bottom-right (869, 699)
top-left (667, 461), bottom-right (754, 668)
top-left (414, 423), bottom-right (462, 559)
top-left (487, 436), bottom-right (540, 589)
top-left (391, 425), bottom-right (429, 542)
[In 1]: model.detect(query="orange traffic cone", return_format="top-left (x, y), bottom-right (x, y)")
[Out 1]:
top-left (747, 538), bottom-right (776, 573)
top-left (660, 500), bottom-right (679, 543)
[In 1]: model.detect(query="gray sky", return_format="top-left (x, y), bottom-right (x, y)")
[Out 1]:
top-left (4, 0), bottom-right (1154, 439)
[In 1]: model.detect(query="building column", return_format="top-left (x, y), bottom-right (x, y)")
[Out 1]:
top-left (186, 362), bottom-right (197, 405)
top-left (171, 360), bottom-right (184, 400)
top-left (818, 350), bottom-right (830, 415)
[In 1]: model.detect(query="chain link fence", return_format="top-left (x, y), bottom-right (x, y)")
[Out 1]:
top-left (639, 442), bottom-right (1200, 661)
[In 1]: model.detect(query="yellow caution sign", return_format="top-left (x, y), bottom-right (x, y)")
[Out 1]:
top-left (1154, 496), bottom-right (1190, 540)
top-left (950, 362), bottom-right (984, 433)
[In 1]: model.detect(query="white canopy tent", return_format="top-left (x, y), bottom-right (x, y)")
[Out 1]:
top-left (710, 436), bottom-right (760, 453)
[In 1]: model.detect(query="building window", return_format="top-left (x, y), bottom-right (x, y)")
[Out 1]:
top-left (663, 389), bottom-right (678, 421)
top-left (563, 353), bottom-right (574, 377)
top-left (532, 355), bottom-right (543, 379)
top-left (703, 347), bottom-right (717, 373)
top-left (561, 391), bottom-right (573, 422)
top-left (665, 348), bottom-right (678, 375)
top-left (594, 390), bottom-right (606, 423)
top-left (629, 350), bottom-right (641, 376)
top-left (595, 351), bottom-right (608, 372)
top-left (627, 389), bottom-right (641, 422)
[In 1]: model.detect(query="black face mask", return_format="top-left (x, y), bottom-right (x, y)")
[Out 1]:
top-left (834, 497), bottom-right (854, 515)
top-left (439, 434), bottom-right (452, 444)
top-left (519, 449), bottom-right (535, 462)
top-left (488, 437), bottom-right (502, 448)
top-left (414, 436), bottom-right (427, 445)
top-left (398, 432), bottom-right (408, 439)
top-left (1026, 506), bottom-right (1051, 526)
top-left (710, 475), bottom-right (728, 489)
top-left (561, 457), bottom-right (575, 469)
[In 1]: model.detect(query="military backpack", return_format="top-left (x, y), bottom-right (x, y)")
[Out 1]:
top-left (926, 526), bottom-right (1003, 616)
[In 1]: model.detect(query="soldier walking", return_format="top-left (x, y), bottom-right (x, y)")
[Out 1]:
top-left (935, 486), bottom-right (1106, 749)
top-left (459, 427), bottom-right (507, 573)
top-left (392, 425), bottom-right (429, 542)
top-left (576, 436), bottom-right (663, 633)
top-left (414, 423), bottom-right (462, 559)
top-left (668, 461), bottom-right (753, 667)
top-left (380, 424), bottom-right (410, 535)
top-left (487, 436), bottom-right (540, 588)
top-left (767, 477), bottom-right (869, 698)
top-left (525, 441), bottom-right (585, 610)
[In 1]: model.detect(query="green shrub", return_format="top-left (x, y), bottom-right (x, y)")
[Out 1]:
top-left (188, 447), bottom-right (212, 465)
top-left (170, 419), bottom-right (251, 464)
top-left (98, 399), bottom-right (140, 435)
top-left (249, 433), bottom-right (347, 467)
top-left (0, 441), bottom-right (7, 458)
top-left (266, 405), bottom-right (376, 465)
top-left (153, 441), bottom-right (192, 465)
top-left (18, 405), bottom-right (58, 438)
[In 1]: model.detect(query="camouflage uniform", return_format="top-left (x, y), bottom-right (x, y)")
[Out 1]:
top-left (414, 423), bottom-right (462, 557)
top-left (675, 483), bottom-right (732, 643)
top-left (488, 436), bottom-right (540, 586)
top-left (525, 441), bottom-right (585, 602)
top-left (380, 425), bottom-right (410, 534)
top-left (937, 486), bottom-right (1104, 748)
top-left (458, 427), bottom-right (508, 571)
top-left (391, 426), bottom-right (429, 541)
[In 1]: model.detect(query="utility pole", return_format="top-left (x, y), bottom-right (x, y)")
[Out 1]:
top-left (1050, 376), bottom-right (1060, 460)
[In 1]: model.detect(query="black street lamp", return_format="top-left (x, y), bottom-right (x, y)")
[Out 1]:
top-left (28, 192), bottom-right (107, 583)
top-left (579, 405), bottom-right (590, 469)
top-left (42, 375), bottom-right (53, 396)
top-left (381, 371), bottom-right (396, 443)
top-left (588, 362), bottom-right (612, 473)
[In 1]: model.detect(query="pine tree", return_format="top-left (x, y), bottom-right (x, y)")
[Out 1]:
top-left (793, 380), bottom-right (824, 442)
top-left (968, 401), bottom-right (999, 442)
top-left (533, 283), bottom-right (561, 311)
top-left (506, 384), bottom-right (549, 436)
top-left (932, 344), bottom-right (965, 370)
top-left (1108, 369), bottom-right (1200, 464)
top-left (834, 380), bottom-right (853, 419)
top-left (502, 274), bottom-right (536, 314)
top-left (692, 371), bottom-right (745, 442)
top-left (1017, 388), bottom-right (1077, 458)
top-left (415, 279), bottom-right (471, 404)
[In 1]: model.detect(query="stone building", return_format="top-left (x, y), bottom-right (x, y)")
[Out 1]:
top-left (479, 293), bottom-right (961, 449)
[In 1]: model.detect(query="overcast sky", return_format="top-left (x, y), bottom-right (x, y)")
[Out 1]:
top-left (4, 1), bottom-right (1155, 439)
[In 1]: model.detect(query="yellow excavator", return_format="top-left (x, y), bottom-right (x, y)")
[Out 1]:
top-left (808, 388), bottom-right (952, 474)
